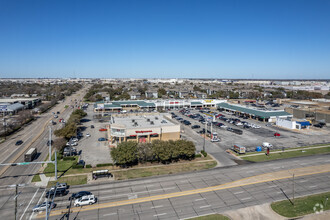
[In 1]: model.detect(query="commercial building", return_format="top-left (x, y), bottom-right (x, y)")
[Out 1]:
top-left (94, 99), bottom-right (226, 113)
top-left (107, 114), bottom-right (180, 146)
top-left (0, 98), bottom-right (41, 109)
top-left (217, 102), bottom-right (292, 122)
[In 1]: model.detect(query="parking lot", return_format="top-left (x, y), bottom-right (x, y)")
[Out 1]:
top-left (171, 108), bottom-right (330, 153)
top-left (73, 105), bottom-right (113, 166)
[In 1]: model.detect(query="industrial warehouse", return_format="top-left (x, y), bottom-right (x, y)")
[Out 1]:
top-left (106, 114), bottom-right (180, 146)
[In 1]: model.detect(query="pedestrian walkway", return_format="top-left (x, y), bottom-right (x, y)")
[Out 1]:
top-left (239, 144), bottom-right (330, 158)
top-left (34, 174), bottom-right (51, 187)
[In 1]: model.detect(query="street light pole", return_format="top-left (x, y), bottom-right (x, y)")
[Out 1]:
top-left (15, 184), bottom-right (17, 220)
top-left (293, 174), bottom-right (295, 206)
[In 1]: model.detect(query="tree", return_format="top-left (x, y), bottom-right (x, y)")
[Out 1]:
top-left (158, 88), bottom-right (167, 98)
top-left (137, 143), bottom-right (154, 163)
top-left (54, 122), bottom-right (77, 139)
top-left (111, 142), bottom-right (138, 166)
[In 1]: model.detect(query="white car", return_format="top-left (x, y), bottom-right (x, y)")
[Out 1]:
top-left (74, 195), bottom-right (97, 207)
top-left (71, 138), bottom-right (78, 142)
top-left (86, 133), bottom-right (91, 137)
top-left (66, 142), bottom-right (78, 146)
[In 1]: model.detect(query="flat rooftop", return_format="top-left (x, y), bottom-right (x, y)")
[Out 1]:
top-left (111, 114), bottom-right (176, 129)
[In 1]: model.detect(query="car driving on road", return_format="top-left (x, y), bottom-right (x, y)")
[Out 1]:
top-left (74, 195), bottom-right (97, 207)
top-left (69, 191), bottom-right (92, 200)
top-left (15, 140), bottom-right (23, 145)
top-left (32, 202), bottom-right (56, 212)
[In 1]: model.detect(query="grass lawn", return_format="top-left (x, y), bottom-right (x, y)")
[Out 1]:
top-left (43, 155), bottom-right (78, 177)
top-left (242, 146), bottom-right (330, 162)
top-left (31, 174), bottom-right (41, 182)
top-left (113, 160), bottom-right (217, 180)
top-left (47, 175), bottom-right (87, 187)
top-left (271, 191), bottom-right (330, 218)
top-left (189, 214), bottom-right (230, 220)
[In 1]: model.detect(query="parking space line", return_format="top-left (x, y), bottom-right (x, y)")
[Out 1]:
top-left (234, 191), bottom-right (244, 195)
top-left (200, 205), bottom-right (211, 208)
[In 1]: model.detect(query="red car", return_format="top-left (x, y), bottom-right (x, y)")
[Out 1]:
top-left (99, 128), bottom-right (107, 132)
top-left (274, 132), bottom-right (280, 137)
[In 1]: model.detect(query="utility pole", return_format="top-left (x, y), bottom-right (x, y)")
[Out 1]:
top-left (15, 184), bottom-right (17, 220)
top-left (293, 174), bottom-right (295, 206)
top-left (203, 122), bottom-right (206, 152)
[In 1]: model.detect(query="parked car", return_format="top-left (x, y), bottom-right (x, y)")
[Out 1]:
top-left (15, 140), bottom-right (23, 145)
top-left (33, 202), bottom-right (56, 212)
top-left (91, 125), bottom-right (95, 128)
top-left (66, 142), bottom-right (78, 146)
top-left (314, 124), bottom-right (323, 128)
top-left (77, 160), bottom-right (85, 167)
top-left (191, 125), bottom-right (200, 129)
top-left (274, 132), bottom-right (281, 137)
top-left (98, 137), bottom-right (107, 141)
top-left (99, 128), bottom-right (107, 131)
top-left (70, 191), bottom-right (92, 200)
top-left (63, 147), bottom-right (77, 156)
top-left (74, 195), bottom-right (97, 207)
top-left (86, 133), bottom-right (91, 137)
top-left (47, 140), bottom-right (54, 146)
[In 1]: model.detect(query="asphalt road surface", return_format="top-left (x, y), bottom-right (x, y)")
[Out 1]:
top-left (0, 85), bottom-right (90, 186)
top-left (0, 154), bottom-right (329, 220)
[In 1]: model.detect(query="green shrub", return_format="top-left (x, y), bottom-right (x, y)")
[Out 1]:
top-left (72, 164), bottom-right (84, 169)
top-left (96, 163), bottom-right (113, 167)
top-left (195, 153), bottom-right (202, 158)
top-left (201, 150), bottom-right (207, 157)
top-left (85, 164), bottom-right (92, 168)
top-left (63, 156), bottom-right (76, 161)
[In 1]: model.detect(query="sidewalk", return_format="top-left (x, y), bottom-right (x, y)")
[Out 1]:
top-left (239, 144), bottom-right (330, 158)
top-left (34, 174), bottom-right (51, 187)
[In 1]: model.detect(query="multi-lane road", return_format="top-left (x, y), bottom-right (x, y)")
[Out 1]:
top-left (0, 85), bottom-right (89, 186)
top-left (0, 154), bottom-right (329, 220)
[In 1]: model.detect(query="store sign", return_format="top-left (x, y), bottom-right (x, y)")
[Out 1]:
top-left (135, 130), bottom-right (152, 133)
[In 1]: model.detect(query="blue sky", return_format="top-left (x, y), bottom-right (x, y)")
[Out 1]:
top-left (0, 0), bottom-right (329, 79)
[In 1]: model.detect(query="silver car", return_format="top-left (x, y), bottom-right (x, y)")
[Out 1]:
top-left (32, 202), bottom-right (56, 212)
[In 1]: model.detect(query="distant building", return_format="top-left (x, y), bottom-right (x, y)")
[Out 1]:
top-left (145, 91), bottom-right (158, 99)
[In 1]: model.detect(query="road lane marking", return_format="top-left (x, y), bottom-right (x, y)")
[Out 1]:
top-left (101, 187), bottom-right (176, 199)
top-left (37, 164), bottom-right (330, 218)
top-left (240, 197), bottom-right (251, 201)
top-left (234, 191), bottom-right (244, 194)
top-left (200, 205), bottom-right (211, 208)
top-left (195, 198), bottom-right (206, 201)
top-left (268, 185), bottom-right (277, 188)
top-left (19, 188), bottom-right (40, 220)
top-left (309, 185), bottom-right (317, 188)
top-left (103, 213), bottom-right (117, 216)
top-left (299, 180), bottom-right (308, 183)
top-left (154, 213), bottom-right (167, 217)
top-left (151, 205), bottom-right (163, 209)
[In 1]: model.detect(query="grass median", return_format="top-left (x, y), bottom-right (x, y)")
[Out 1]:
top-left (271, 191), bottom-right (330, 218)
top-left (189, 214), bottom-right (230, 220)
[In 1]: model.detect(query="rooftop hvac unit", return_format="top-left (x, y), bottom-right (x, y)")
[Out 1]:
top-left (150, 121), bottom-right (154, 125)
top-left (155, 117), bottom-right (158, 120)
top-left (132, 119), bottom-right (135, 122)
top-left (147, 118), bottom-right (150, 122)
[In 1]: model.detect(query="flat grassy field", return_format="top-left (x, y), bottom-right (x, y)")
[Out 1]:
top-left (271, 191), bottom-right (330, 218)
top-left (242, 146), bottom-right (330, 162)
top-left (47, 175), bottom-right (87, 187)
top-left (43, 155), bottom-right (78, 177)
top-left (189, 214), bottom-right (230, 220)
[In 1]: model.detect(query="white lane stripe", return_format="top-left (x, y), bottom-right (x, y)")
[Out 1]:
top-left (103, 213), bottom-right (117, 216)
top-left (101, 187), bottom-right (176, 199)
top-left (195, 198), bottom-right (206, 201)
top-left (309, 185), bottom-right (318, 188)
top-left (240, 197), bottom-right (251, 201)
top-left (234, 191), bottom-right (244, 195)
top-left (20, 188), bottom-right (39, 220)
top-left (29, 189), bottom-right (46, 220)
top-left (200, 205), bottom-right (211, 208)
top-left (151, 205), bottom-right (163, 209)
top-left (268, 185), bottom-right (277, 188)
top-left (299, 180), bottom-right (308, 183)
top-left (154, 213), bottom-right (167, 217)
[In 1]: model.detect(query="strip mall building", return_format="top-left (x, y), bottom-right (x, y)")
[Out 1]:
top-left (106, 114), bottom-right (180, 145)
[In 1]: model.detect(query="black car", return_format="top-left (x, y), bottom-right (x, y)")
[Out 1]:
top-left (47, 140), bottom-right (54, 146)
top-left (15, 140), bottom-right (23, 145)
top-left (91, 125), bottom-right (94, 128)
top-left (46, 188), bottom-right (68, 198)
top-left (69, 191), bottom-right (92, 200)
top-left (191, 125), bottom-right (200, 129)
top-left (314, 124), bottom-right (323, 128)
top-left (77, 160), bottom-right (85, 167)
